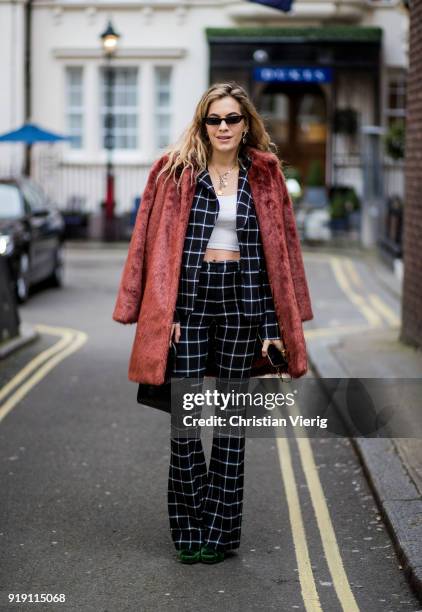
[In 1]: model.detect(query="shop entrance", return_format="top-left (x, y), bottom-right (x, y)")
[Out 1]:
top-left (254, 83), bottom-right (328, 187)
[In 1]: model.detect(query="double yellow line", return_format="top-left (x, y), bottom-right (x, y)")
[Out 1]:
top-left (276, 254), bottom-right (400, 610)
top-left (0, 324), bottom-right (87, 423)
top-left (276, 424), bottom-right (359, 612)
top-left (303, 256), bottom-right (400, 342)
top-left (330, 256), bottom-right (400, 328)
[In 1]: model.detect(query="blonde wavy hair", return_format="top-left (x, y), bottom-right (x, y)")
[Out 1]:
top-left (156, 81), bottom-right (280, 189)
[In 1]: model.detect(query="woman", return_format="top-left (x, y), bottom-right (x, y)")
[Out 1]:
top-left (112, 82), bottom-right (313, 565)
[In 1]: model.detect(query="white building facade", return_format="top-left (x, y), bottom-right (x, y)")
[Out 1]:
top-left (0, 0), bottom-right (26, 173)
top-left (0, 0), bottom-right (409, 235)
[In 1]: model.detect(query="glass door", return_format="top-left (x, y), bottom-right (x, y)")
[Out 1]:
top-left (256, 84), bottom-right (327, 188)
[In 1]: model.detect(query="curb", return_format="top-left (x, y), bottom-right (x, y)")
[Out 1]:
top-left (307, 339), bottom-right (422, 598)
top-left (0, 322), bottom-right (39, 359)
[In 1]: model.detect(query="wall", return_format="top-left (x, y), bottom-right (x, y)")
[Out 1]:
top-left (27, 0), bottom-right (409, 213)
top-left (401, 0), bottom-right (422, 348)
top-left (0, 0), bottom-right (26, 176)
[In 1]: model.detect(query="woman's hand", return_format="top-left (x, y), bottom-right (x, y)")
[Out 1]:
top-left (261, 338), bottom-right (285, 358)
top-left (170, 323), bottom-right (181, 346)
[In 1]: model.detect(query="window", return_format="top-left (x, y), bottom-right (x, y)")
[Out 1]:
top-left (21, 181), bottom-right (47, 213)
top-left (386, 72), bottom-right (406, 130)
top-left (297, 94), bottom-right (327, 143)
top-left (260, 92), bottom-right (289, 143)
top-left (154, 66), bottom-right (172, 149)
top-left (0, 185), bottom-right (23, 218)
top-left (100, 67), bottom-right (138, 150)
top-left (65, 67), bottom-right (84, 149)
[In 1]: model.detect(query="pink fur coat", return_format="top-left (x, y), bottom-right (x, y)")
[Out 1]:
top-left (113, 146), bottom-right (313, 384)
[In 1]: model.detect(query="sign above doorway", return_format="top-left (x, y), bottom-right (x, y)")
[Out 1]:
top-left (253, 66), bottom-right (333, 83)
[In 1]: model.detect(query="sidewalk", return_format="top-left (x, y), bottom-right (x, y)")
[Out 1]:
top-left (64, 239), bottom-right (129, 250)
top-left (306, 252), bottom-right (422, 598)
top-left (0, 321), bottom-right (39, 359)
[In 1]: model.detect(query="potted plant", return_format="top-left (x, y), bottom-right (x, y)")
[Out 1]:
top-left (333, 108), bottom-right (358, 136)
top-left (330, 192), bottom-right (348, 231)
top-left (384, 119), bottom-right (405, 160)
top-left (301, 159), bottom-right (328, 209)
top-left (329, 186), bottom-right (361, 232)
top-left (306, 159), bottom-right (324, 187)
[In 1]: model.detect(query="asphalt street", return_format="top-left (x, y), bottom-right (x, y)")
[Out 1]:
top-left (0, 244), bottom-right (420, 612)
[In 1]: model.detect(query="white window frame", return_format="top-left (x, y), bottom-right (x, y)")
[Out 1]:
top-left (65, 66), bottom-right (84, 150)
top-left (153, 65), bottom-right (173, 152)
top-left (385, 70), bottom-right (407, 125)
top-left (99, 65), bottom-right (139, 152)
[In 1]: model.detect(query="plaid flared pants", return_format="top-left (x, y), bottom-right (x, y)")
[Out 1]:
top-left (168, 260), bottom-right (260, 553)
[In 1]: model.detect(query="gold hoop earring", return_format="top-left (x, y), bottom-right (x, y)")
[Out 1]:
top-left (242, 131), bottom-right (248, 144)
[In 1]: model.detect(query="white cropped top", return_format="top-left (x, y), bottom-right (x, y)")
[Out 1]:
top-left (207, 194), bottom-right (239, 251)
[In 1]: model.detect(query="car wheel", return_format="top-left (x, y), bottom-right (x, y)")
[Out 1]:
top-left (16, 252), bottom-right (30, 303)
top-left (49, 244), bottom-right (64, 288)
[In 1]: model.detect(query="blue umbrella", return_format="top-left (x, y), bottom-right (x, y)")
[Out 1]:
top-left (0, 122), bottom-right (72, 143)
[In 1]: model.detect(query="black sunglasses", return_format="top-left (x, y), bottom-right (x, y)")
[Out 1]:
top-left (203, 114), bottom-right (245, 126)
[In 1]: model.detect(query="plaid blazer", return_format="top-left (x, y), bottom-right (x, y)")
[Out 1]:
top-left (173, 153), bottom-right (280, 340)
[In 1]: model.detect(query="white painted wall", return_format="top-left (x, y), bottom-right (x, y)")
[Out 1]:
top-left (30, 1), bottom-right (234, 211)
top-left (0, 0), bottom-right (26, 176)
top-left (0, 0), bottom-right (408, 210)
top-left (363, 2), bottom-right (409, 68)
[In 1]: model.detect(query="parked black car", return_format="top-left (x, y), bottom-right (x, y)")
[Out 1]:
top-left (0, 177), bottom-right (65, 302)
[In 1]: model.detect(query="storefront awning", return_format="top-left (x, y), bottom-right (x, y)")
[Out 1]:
top-left (206, 26), bottom-right (382, 69)
top-left (206, 26), bottom-right (382, 43)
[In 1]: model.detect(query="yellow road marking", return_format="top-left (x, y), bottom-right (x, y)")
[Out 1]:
top-left (295, 430), bottom-right (360, 611)
top-left (276, 399), bottom-right (360, 611)
top-left (339, 257), bottom-right (401, 328)
top-left (276, 435), bottom-right (323, 611)
top-left (0, 324), bottom-right (87, 423)
top-left (330, 257), bottom-right (383, 328)
top-left (368, 293), bottom-right (401, 327)
top-left (0, 326), bottom-right (75, 402)
top-left (292, 253), bottom-right (398, 608)
top-left (309, 254), bottom-right (400, 331)
top-left (342, 259), bottom-right (362, 290)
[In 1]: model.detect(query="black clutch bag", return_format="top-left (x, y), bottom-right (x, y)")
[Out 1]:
top-left (136, 342), bottom-right (177, 413)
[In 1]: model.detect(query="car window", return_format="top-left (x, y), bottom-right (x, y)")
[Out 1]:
top-left (21, 182), bottom-right (46, 213)
top-left (0, 185), bottom-right (23, 218)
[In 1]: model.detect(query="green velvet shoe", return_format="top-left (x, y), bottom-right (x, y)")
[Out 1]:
top-left (200, 545), bottom-right (225, 564)
top-left (177, 549), bottom-right (201, 564)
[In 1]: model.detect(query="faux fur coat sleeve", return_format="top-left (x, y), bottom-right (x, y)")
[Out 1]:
top-left (277, 165), bottom-right (313, 323)
top-left (112, 156), bottom-right (166, 324)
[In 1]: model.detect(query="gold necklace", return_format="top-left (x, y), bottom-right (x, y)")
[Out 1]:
top-left (210, 163), bottom-right (238, 196)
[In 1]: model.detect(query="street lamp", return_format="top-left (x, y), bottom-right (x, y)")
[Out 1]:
top-left (100, 20), bottom-right (120, 241)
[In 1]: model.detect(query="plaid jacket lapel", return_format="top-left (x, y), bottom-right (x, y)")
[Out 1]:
top-left (196, 168), bottom-right (215, 194)
top-left (236, 165), bottom-right (252, 231)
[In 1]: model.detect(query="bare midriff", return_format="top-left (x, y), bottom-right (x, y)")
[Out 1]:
top-left (203, 248), bottom-right (240, 262)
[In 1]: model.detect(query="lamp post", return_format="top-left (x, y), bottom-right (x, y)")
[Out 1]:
top-left (100, 20), bottom-right (120, 241)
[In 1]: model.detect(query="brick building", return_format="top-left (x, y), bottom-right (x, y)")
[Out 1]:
top-left (401, 0), bottom-right (422, 349)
